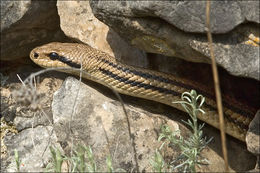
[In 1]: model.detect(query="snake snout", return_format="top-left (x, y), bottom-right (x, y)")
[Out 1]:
top-left (29, 49), bottom-right (39, 60)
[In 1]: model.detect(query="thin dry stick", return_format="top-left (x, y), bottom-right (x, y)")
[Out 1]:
top-left (68, 58), bottom-right (83, 170)
top-left (111, 90), bottom-right (140, 172)
top-left (206, 0), bottom-right (229, 171)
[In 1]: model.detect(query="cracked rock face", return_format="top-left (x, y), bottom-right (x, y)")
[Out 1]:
top-left (246, 110), bottom-right (260, 155)
top-left (51, 77), bottom-right (256, 172)
top-left (56, 0), bottom-right (147, 68)
top-left (0, 1), bottom-right (68, 61)
top-left (90, 1), bottom-right (259, 80)
top-left (1, 1), bottom-right (260, 171)
top-left (51, 77), bottom-right (181, 172)
top-left (1, 67), bottom-right (257, 172)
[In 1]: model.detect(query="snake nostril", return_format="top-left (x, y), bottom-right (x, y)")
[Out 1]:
top-left (34, 52), bottom-right (39, 59)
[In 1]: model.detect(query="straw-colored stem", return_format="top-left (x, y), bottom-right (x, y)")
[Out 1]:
top-left (206, 0), bottom-right (229, 171)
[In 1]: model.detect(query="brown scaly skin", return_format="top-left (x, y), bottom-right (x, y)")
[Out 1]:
top-left (30, 42), bottom-right (257, 141)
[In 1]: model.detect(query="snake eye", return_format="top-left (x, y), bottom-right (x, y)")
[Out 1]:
top-left (33, 52), bottom-right (39, 59)
top-left (49, 52), bottom-right (59, 60)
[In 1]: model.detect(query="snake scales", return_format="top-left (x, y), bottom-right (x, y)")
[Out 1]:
top-left (29, 42), bottom-right (256, 141)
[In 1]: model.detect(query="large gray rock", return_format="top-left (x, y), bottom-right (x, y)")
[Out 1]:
top-left (4, 125), bottom-right (61, 172)
top-left (90, 1), bottom-right (259, 34)
top-left (90, 1), bottom-right (260, 80)
top-left (56, 0), bottom-right (147, 67)
top-left (1, 1), bottom-right (31, 31)
top-left (1, 1), bottom-right (68, 61)
top-left (1, 65), bottom-right (257, 171)
top-left (246, 110), bottom-right (260, 155)
top-left (246, 109), bottom-right (260, 171)
top-left (51, 76), bottom-right (255, 172)
top-left (52, 77), bottom-right (177, 172)
top-left (1, 68), bottom-right (65, 172)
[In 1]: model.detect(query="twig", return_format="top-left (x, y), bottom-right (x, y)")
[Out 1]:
top-left (206, 0), bottom-right (229, 171)
top-left (68, 59), bottom-right (83, 163)
top-left (16, 74), bottom-right (26, 86)
top-left (111, 90), bottom-right (140, 172)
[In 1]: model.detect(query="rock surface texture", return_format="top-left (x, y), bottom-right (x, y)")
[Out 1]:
top-left (246, 110), bottom-right (260, 155)
top-left (246, 110), bottom-right (260, 171)
top-left (1, 1), bottom-right (68, 61)
top-left (56, 0), bottom-right (147, 67)
top-left (1, 1), bottom-right (259, 172)
top-left (1, 67), bottom-right (65, 172)
top-left (1, 68), bottom-right (256, 172)
top-left (90, 1), bottom-right (260, 80)
top-left (50, 77), bottom-right (251, 172)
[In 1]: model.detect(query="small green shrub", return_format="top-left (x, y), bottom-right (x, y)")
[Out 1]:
top-left (46, 146), bottom-right (63, 172)
top-left (14, 149), bottom-right (21, 172)
top-left (150, 149), bottom-right (166, 173)
top-left (151, 90), bottom-right (213, 172)
top-left (45, 145), bottom-right (125, 172)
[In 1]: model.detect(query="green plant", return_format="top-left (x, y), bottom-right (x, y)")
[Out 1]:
top-left (45, 145), bottom-right (125, 172)
top-left (105, 155), bottom-right (126, 173)
top-left (46, 146), bottom-right (63, 172)
top-left (106, 155), bottom-right (113, 173)
top-left (14, 149), bottom-right (21, 172)
top-left (150, 149), bottom-right (166, 173)
top-left (67, 145), bottom-right (97, 172)
top-left (154, 90), bottom-right (212, 172)
top-left (84, 145), bottom-right (97, 172)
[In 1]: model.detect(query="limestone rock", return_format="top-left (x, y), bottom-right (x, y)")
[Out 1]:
top-left (51, 76), bottom-right (251, 172)
top-left (90, 1), bottom-right (259, 33)
top-left (246, 110), bottom-right (260, 171)
top-left (56, 1), bottom-right (147, 67)
top-left (1, 65), bottom-right (257, 171)
top-left (90, 1), bottom-right (259, 80)
top-left (52, 77), bottom-right (177, 171)
top-left (4, 125), bottom-right (61, 172)
top-left (0, 67), bottom-right (65, 172)
top-left (1, 1), bottom-right (31, 31)
top-left (246, 110), bottom-right (260, 155)
top-left (1, 1), bottom-right (68, 61)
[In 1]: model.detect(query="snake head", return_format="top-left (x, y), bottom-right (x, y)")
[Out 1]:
top-left (30, 42), bottom-right (86, 69)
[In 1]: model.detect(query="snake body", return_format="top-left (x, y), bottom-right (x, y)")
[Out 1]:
top-left (30, 42), bottom-right (256, 141)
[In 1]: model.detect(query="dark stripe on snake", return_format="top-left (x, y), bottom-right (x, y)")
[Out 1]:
top-left (99, 67), bottom-right (248, 131)
top-left (100, 59), bottom-right (253, 118)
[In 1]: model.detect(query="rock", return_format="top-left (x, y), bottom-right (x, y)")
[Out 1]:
top-left (246, 110), bottom-right (260, 171)
top-left (246, 110), bottom-right (260, 155)
top-left (56, 1), bottom-right (147, 67)
top-left (7, 69), bottom-right (64, 131)
top-left (52, 77), bottom-right (174, 172)
top-left (4, 125), bottom-right (61, 172)
top-left (51, 76), bottom-right (254, 172)
top-left (90, 1), bottom-right (259, 34)
top-left (0, 66), bottom-right (65, 172)
top-left (90, 1), bottom-right (259, 80)
top-left (1, 66), bottom-right (257, 171)
top-left (1, 1), bottom-right (68, 61)
top-left (1, 0), bottom-right (258, 170)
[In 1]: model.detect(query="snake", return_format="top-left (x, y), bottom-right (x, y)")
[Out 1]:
top-left (29, 42), bottom-right (257, 142)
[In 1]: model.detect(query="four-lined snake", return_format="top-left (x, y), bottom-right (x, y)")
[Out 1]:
top-left (29, 42), bottom-right (257, 141)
